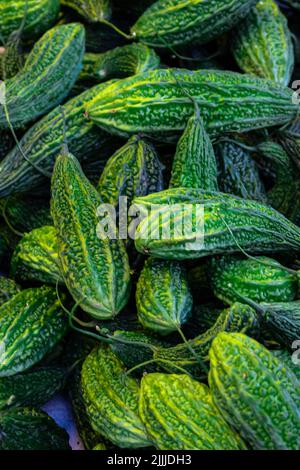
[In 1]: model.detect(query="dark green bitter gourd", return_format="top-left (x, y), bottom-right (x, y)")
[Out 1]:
top-left (86, 68), bottom-right (298, 139)
top-left (169, 106), bottom-right (218, 191)
top-left (0, 195), bottom-right (52, 232)
top-left (0, 407), bottom-right (70, 450)
top-left (79, 44), bottom-right (160, 82)
top-left (97, 135), bottom-right (164, 209)
top-left (61, 0), bottom-right (111, 22)
top-left (0, 276), bottom-right (21, 306)
top-left (0, 367), bottom-right (66, 410)
top-left (133, 188), bottom-right (300, 260)
top-left (215, 140), bottom-right (267, 202)
top-left (0, 0), bottom-right (60, 42)
top-left (231, 0), bottom-right (294, 86)
top-left (131, 0), bottom-right (258, 48)
top-left (51, 151), bottom-right (131, 319)
top-left (139, 373), bottom-right (246, 450)
top-left (0, 286), bottom-right (68, 377)
top-left (209, 255), bottom-right (298, 305)
top-left (10, 226), bottom-right (64, 286)
top-left (81, 346), bottom-right (151, 448)
top-left (136, 258), bottom-right (193, 335)
top-left (209, 332), bottom-right (300, 450)
top-left (0, 23), bottom-right (85, 130)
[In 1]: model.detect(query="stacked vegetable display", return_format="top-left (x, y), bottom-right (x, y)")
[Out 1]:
top-left (0, 0), bottom-right (300, 451)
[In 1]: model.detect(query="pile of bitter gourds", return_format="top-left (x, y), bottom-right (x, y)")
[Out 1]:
top-left (0, 0), bottom-right (300, 451)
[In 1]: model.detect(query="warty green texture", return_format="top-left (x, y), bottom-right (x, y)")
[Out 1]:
top-left (216, 140), bottom-right (267, 202)
top-left (61, 0), bottom-right (111, 22)
top-left (0, 0), bottom-right (60, 42)
top-left (10, 225), bottom-right (63, 285)
top-left (136, 258), bottom-right (192, 335)
top-left (0, 286), bottom-right (68, 377)
top-left (139, 373), bottom-right (246, 450)
top-left (272, 349), bottom-right (300, 380)
top-left (131, 0), bottom-right (258, 47)
top-left (51, 151), bottom-right (131, 319)
top-left (0, 276), bottom-right (21, 306)
top-left (209, 332), bottom-right (300, 450)
top-left (0, 367), bottom-right (66, 410)
top-left (80, 44), bottom-right (160, 82)
top-left (169, 107), bottom-right (218, 190)
top-left (154, 302), bottom-right (259, 377)
top-left (86, 68), bottom-right (298, 138)
top-left (0, 81), bottom-right (118, 198)
top-left (209, 255), bottom-right (298, 305)
top-left (0, 407), bottom-right (70, 450)
top-left (97, 135), bottom-right (164, 209)
top-left (231, 0), bottom-right (294, 86)
top-left (81, 346), bottom-right (151, 448)
top-left (0, 30), bottom-right (25, 80)
top-left (133, 188), bottom-right (300, 260)
top-left (0, 23), bottom-right (85, 130)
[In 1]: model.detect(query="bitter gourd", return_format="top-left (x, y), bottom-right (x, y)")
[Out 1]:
top-left (10, 226), bottom-right (63, 285)
top-left (139, 373), bottom-right (246, 450)
top-left (0, 286), bottom-right (68, 377)
top-left (61, 0), bottom-right (111, 22)
top-left (209, 255), bottom-right (298, 305)
top-left (79, 44), bottom-right (160, 82)
top-left (133, 188), bottom-right (300, 260)
top-left (86, 68), bottom-right (298, 138)
top-left (81, 346), bottom-right (151, 448)
top-left (0, 23), bottom-right (85, 130)
top-left (97, 135), bottom-right (164, 209)
top-left (131, 0), bottom-right (258, 48)
top-left (231, 0), bottom-right (294, 86)
top-left (0, 407), bottom-right (70, 450)
top-left (0, 276), bottom-right (21, 306)
top-left (209, 332), bottom-right (300, 450)
top-left (169, 106), bottom-right (218, 190)
top-left (136, 258), bottom-right (192, 335)
top-left (51, 151), bottom-right (131, 319)
top-left (0, 367), bottom-right (66, 410)
top-left (0, 0), bottom-right (60, 42)
top-left (154, 302), bottom-right (259, 377)
top-left (0, 81), bottom-right (119, 198)
top-left (216, 140), bottom-right (267, 202)
top-left (0, 195), bottom-right (52, 232)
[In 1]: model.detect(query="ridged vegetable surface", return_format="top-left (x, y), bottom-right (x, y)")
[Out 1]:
top-left (131, 0), bottom-right (258, 47)
top-left (0, 407), bottom-right (70, 450)
top-left (61, 0), bottom-right (111, 22)
top-left (139, 373), bottom-right (245, 450)
top-left (154, 302), bottom-right (259, 377)
top-left (231, 0), bottom-right (294, 85)
top-left (0, 82), bottom-right (118, 198)
top-left (0, 367), bottom-right (66, 410)
top-left (0, 195), bottom-right (52, 232)
top-left (209, 332), bottom-right (300, 449)
top-left (169, 106), bottom-right (218, 190)
top-left (10, 226), bottom-right (63, 285)
top-left (51, 151), bottom-right (131, 319)
top-left (0, 0), bottom-right (60, 42)
top-left (216, 140), bottom-right (267, 202)
top-left (81, 346), bottom-right (151, 448)
top-left (133, 188), bottom-right (300, 260)
top-left (0, 23), bottom-right (85, 130)
top-left (97, 135), bottom-right (164, 209)
top-left (86, 68), bottom-right (298, 138)
top-left (209, 255), bottom-right (297, 304)
top-left (0, 276), bottom-right (21, 306)
top-left (136, 258), bottom-right (193, 335)
top-left (0, 286), bottom-right (68, 377)
top-left (80, 44), bottom-right (160, 82)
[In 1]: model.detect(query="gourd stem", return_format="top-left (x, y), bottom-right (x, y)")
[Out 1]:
top-left (216, 137), bottom-right (257, 152)
top-left (100, 19), bottom-right (133, 41)
top-left (104, 333), bottom-right (156, 351)
top-left (175, 324), bottom-right (209, 374)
